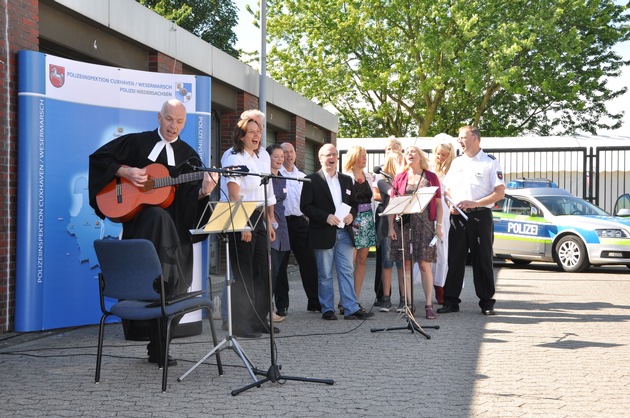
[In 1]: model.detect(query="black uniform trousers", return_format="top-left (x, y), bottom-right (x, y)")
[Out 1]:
top-left (443, 208), bottom-right (496, 310)
top-left (277, 215), bottom-right (320, 311)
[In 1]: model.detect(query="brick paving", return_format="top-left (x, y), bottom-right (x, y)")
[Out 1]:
top-left (1, 260), bottom-right (629, 417)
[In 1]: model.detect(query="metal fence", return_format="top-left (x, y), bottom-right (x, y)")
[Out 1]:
top-left (594, 146), bottom-right (630, 213)
top-left (340, 146), bottom-right (630, 215)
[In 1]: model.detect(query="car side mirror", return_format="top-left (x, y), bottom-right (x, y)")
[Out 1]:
top-left (530, 207), bottom-right (541, 217)
top-left (616, 208), bottom-right (630, 217)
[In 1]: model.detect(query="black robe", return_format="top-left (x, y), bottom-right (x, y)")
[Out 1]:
top-left (89, 129), bottom-right (208, 294)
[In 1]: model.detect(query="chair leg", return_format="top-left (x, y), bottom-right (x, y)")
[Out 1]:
top-left (95, 315), bottom-right (108, 383)
top-left (162, 317), bottom-right (173, 392)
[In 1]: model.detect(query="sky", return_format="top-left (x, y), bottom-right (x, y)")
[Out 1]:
top-left (232, 0), bottom-right (630, 136)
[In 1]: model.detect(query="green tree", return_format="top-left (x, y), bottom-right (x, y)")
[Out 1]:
top-left (265, 0), bottom-right (630, 137)
top-left (137, 0), bottom-right (239, 58)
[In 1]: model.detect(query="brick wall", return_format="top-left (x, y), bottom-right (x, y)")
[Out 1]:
top-left (0, 0), bottom-right (40, 333)
top-left (277, 115), bottom-right (309, 170)
top-left (148, 51), bottom-right (183, 74)
top-left (220, 112), bottom-right (240, 159)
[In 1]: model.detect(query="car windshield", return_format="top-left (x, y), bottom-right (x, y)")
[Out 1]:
top-left (536, 195), bottom-right (609, 216)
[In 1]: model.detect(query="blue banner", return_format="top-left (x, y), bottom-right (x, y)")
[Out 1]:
top-left (16, 50), bottom-right (212, 331)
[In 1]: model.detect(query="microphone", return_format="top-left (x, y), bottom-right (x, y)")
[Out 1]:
top-left (169, 157), bottom-right (200, 177)
top-left (373, 166), bottom-right (392, 181)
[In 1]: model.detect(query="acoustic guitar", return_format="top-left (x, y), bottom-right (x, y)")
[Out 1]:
top-left (95, 163), bottom-right (247, 223)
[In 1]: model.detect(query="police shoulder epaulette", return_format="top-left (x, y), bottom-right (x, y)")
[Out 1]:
top-left (487, 154), bottom-right (496, 160)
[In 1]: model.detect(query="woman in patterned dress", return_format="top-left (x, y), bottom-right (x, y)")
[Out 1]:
top-left (343, 146), bottom-right (377, 306)
top-left (388, 146), bottom-right (443, 319)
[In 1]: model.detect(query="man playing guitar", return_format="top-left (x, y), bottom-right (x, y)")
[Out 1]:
top-left (88, 99), bottom-right (218, 367)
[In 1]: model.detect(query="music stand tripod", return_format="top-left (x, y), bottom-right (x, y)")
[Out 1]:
top-left (230, 169), bottom-right (334, 396)
top-left (370, 187), bottom-right (441, 339)
top-left (178, 200), bottom-right (264, 385)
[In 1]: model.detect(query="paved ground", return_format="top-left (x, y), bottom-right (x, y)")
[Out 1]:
top-left (1, 259), bottom-right (629, 417)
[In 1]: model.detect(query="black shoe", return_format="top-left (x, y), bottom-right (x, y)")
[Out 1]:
top-left (344, 310), bottom-right (375, 320)
top-left (437, 305), bottom-right (460, 314)
top-left (276, 308), bottom-right (288, 316)
top-left (233, 329), bottom-right (262, 339)
top-left (307, 301), bottom-right (322, 312)
top-left (482, 308), bottom-right (496, 316)
top-left (373, 297), bottom-right (383, 307)
top-left (322, 310), bottom-right (338, 320)
top-left (148, 354), bottom-right (177, 367)
top-left (379, 296), bottom-right (392, 312)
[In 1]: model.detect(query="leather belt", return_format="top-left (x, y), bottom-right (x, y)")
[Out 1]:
top-left (286, 215), bottom-right (305, 220)
top-left (465, 207), bottom-right (490, 213)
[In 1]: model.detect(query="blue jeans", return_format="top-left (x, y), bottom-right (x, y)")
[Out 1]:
top-left (314, 229), bottom-right (360, 316)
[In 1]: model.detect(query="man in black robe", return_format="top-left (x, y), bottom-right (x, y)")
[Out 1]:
top-left (89, 99), bottom-right (218, 366)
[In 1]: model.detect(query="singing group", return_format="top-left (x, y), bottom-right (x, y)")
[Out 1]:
top-left (88, 99), bottom-right (505, 365)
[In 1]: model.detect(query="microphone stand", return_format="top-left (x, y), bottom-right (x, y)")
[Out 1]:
top-left (199, 167), bottom-right (334, 395)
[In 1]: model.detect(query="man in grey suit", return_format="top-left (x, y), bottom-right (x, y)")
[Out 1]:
top-left (300, 144), bottom-right (375, 321)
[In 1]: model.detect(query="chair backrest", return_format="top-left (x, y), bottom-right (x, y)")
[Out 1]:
top-left (94, 239), bottom-right (163, 300)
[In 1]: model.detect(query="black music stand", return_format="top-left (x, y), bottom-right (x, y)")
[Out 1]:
top-left (230, 169), bottom-right (334, 396)
top-left (370, 187), bottom-right (441, 339)
top-left (178, 200), bottom-right (264, 385)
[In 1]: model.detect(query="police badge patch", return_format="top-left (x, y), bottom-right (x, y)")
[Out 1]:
top-left (497, 171), bottom-right (504, 180)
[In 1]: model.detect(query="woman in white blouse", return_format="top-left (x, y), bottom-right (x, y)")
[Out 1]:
top-left (223, 118), bottom-right (277, 338)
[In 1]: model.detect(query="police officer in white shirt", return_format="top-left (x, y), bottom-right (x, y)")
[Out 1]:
top-left (438, 126), bottom-right (505, 316)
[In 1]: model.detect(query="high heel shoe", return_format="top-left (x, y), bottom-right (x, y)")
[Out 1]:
top-left (425, 305), bottom-right (435, 320)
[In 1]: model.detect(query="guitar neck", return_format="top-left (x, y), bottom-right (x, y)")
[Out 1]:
top-left (153, 171), bottom-right (205, 189)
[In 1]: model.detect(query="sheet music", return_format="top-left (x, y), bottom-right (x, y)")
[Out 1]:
top-left (190, 200), bottom-right (263, 235)
top-left (444, 195), bottom-right (468, 220)
top-left (334, 203), bottom-right (351, 228)
top-left (382, 186), bottom-right (438, 216)
top-left (204, 201), bottom-right (262, 232)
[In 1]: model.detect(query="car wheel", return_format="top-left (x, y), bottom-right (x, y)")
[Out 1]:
top-left (554, 235), bottom-right (590, 272)
top-left (510, 259), bottom-right (532, 266)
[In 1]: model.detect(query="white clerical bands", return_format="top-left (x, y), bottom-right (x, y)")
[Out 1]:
top-left (148, 138), bottom-right (176, 166)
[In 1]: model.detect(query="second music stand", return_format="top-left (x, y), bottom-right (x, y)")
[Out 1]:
top-left (370, 187), bottom-right (441, 339)
top-left (178, 199), bottom-right (263, 385)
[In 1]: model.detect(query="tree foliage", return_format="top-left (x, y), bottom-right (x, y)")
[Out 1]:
top-left (137, 0), bottom-right (239, 58)
top-left (265, 0), bottom-right (630, 137)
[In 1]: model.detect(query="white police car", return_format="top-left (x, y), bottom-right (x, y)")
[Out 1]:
top-left (492, 188), bottom-right (630, 272)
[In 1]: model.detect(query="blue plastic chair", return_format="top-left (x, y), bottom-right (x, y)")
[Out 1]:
top-left (93, 239), bottom-right (223, 392)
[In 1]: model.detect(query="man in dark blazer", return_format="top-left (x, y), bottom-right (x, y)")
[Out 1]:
top-left (300, 144), bottom-right (375, 321)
